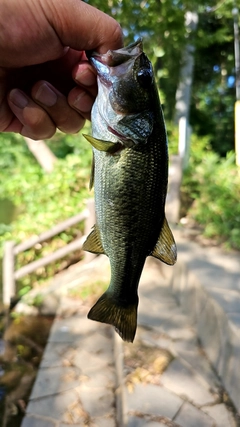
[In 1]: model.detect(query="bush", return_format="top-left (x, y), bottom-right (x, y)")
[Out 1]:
top-left (181, 135), bottom-right (240, 250)
top-left (0, 130), bottom-right (93, 294)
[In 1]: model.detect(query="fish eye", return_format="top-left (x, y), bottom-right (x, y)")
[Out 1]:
top-left (137, 68), bottom-right (153, 87)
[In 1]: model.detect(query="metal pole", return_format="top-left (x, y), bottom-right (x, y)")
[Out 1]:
top-left (235, 101), bottom-right (240, 166)
top-left (232, 6), bottom-right (240, 100)
top-left (232, 6), bottom-right (240, 165)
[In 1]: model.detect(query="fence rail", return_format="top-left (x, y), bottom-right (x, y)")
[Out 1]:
top-left (2, 199), bottom-right (95, 306)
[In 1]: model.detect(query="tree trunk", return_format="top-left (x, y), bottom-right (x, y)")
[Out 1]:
top-left (24, 137), bottom-right (57, 173)
top-left (174, 11), bottom-right (198, 124)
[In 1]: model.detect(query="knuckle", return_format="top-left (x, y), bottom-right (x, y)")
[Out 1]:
top-left (57, 114), bottom-right (85, 134)
top-left (22, 108), bottom-right (56, 139)
top-left (21, 125), bottom-right (56, 140)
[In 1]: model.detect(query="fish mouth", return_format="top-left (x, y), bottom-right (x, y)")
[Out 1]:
top-left (86, 38), bottom-right (143, 68)
top-left (86, 39), bottom-right (143, 84)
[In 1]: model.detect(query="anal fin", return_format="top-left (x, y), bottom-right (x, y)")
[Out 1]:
top-left (151, 217), bottom-right (177, 265)
top-left (82, 224), bottom-right (105, 255)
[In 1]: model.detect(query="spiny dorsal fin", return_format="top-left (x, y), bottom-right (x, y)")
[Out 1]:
top-left (151, 217), bottom-right (177, 265)
top-left (83, 134), bottom-right (117, 153)
top-left (88, 291), bottom-right (138, 342)
top-left (82, 224), bottom-right (105, 255)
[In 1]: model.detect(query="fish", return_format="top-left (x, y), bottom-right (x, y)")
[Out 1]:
top-left (83, 39), bottom-right (177, 342)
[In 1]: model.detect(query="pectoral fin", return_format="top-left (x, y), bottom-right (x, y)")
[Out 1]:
top-left (82, 224), bottom-right (105, 255)
top-left (151, 217), bottom-right (177, 265)
top-left (83, 134), bottom-right (117, 153)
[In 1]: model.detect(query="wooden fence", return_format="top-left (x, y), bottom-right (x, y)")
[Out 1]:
top-left (2, 199), bottom-right (95, 306)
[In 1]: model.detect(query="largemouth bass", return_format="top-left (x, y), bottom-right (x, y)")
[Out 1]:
top-left (83, 39), bottom-right (177, 342)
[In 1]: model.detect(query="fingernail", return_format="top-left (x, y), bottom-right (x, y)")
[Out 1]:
top-left (75, 68), bottom-right (96, 86)
top-left (73, 91), bottom-right (93, 113)
top-left (9, 89), bottom-right (28, 108)
top-left (34, 83), bottom-right (57, 107)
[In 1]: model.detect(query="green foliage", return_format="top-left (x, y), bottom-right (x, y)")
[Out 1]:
top-left (190, 5), bottom-right (235, 155)
top-left (182, 136), bottom-right (240, 250)
top-left (0, 130), bottom-right (93, 294)
top-left (0, 133), bottom-right (35, 172)
top-left (166, 122), bottom-right (179, 155)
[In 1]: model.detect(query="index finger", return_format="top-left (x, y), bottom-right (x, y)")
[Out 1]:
top-left (48, 1), bottom-right (124, 53)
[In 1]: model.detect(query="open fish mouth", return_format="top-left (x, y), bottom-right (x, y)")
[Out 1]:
top-left (86, 39), bottom-right (143, 86)
top-left (87, 38), bottom-right (143, 68)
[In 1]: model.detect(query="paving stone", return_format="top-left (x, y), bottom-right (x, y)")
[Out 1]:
top-left (138, 295), bottom-right (177, 328)
top-left (174, 401), bottom-right (215, 427)
top-left (160, 358), bottom-right (216, 406)
top-left (74, 348), bottom-right (114, 373)
top-left (76, 385), bottom-right (115, 418)
top-left (171, 343), bottom-right (221, 390)
top-left (128, 418), bottom-right (169, 427)
top-left (162, 325), bottom-right (196, 341)
top-left (208, 288), bottom-right (240, 314)
top-left (79, 368), bottom-right (115, 389)
top-left (59, 424), bottom-right (83, 427)
top-left (145, 423), bottom-right (170, 427)
top-left (21, 416), bottom-right (57, 427)
top-left (74, 328), bottom-right (113, 354)
top-left (203, 403), bottom-right (236, 427)
top-left (169, 336), bottom-right (198, 354)
top-left (125, 384), bottom-right (183, 419)
top-left (30, 366), bottom-right (83, 399)
top-left (91, 416), bottom-right (116, 427)
top-left (48, 314), bottom-right (97, 343)
top-left (26, 390), bottom-right (78, 421)
top-left (40, 342), bottom-right (77, 369)
top-left (228, 312), bottom-right (240, 328)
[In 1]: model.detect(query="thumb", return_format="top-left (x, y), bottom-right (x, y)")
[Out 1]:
top-left (47, 0), bottom-right (123, 53)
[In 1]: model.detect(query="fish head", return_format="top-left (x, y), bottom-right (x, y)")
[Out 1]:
top-left (88, 39), bottom-right (155, 147)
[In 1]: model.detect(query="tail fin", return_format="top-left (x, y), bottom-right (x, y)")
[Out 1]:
top-left (87, 292), bottom-right (138, 342)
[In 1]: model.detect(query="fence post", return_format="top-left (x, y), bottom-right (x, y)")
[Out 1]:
top-left (3, 241), bottom-right (16, 306)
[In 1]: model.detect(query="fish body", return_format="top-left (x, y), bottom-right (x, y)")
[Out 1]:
top-left (83, 40), bottom-right (177, 342)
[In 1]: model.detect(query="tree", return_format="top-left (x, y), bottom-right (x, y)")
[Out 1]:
top-left (191, 4), bottom-right (236, 154)
top-left (24, 138), bottom-right (56, 173)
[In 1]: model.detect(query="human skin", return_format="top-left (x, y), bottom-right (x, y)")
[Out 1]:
top-left (0, 0), bottom-right (123, 139)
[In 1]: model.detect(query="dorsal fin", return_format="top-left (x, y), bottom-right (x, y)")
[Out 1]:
top-left (151, 217), bottom-right (177, 265)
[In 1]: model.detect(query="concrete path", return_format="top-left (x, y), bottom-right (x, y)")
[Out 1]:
top-left (171, 227), bottom-right (240, 415)
top-left (20, 246), bottom-right (239, 426)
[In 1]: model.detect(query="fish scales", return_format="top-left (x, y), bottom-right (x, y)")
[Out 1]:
top-left (83, 39), bottom-right (177, 342)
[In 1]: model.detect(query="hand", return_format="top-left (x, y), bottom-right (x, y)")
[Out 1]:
top-left (0, 0), bottom-right (123, 139)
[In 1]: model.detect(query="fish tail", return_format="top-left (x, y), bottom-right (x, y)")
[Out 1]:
top-left (87, 292), bottom-right (138, 342)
